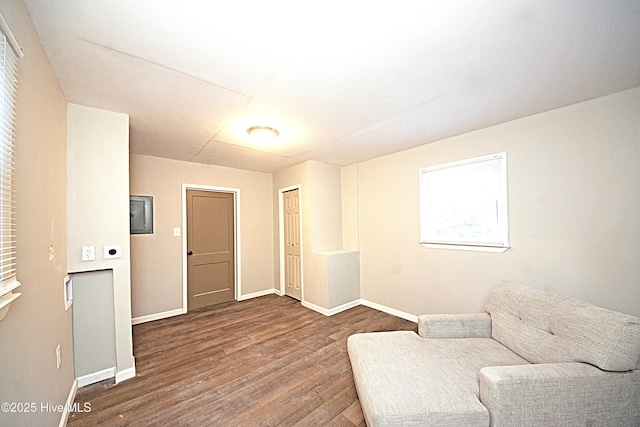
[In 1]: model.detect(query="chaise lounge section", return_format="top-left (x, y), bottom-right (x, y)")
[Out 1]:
top-left (347, 280), bottom-right (640, 426)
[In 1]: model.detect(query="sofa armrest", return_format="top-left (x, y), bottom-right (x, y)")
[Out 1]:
top-left (417, 312), bottom-right (492, 338)
top-left (479, 363), bottom-right (640, 426)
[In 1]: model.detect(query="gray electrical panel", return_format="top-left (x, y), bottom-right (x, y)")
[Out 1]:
top-left (130, 195), bottom-right (153, 234)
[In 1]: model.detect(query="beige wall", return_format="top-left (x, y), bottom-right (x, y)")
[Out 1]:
top-left (129, 154), bottom-right (274, 319)
top-left (66, 103), bottom-right (135, 382)
top-left (0, 1), bottom-right (73, 426)
top-left (356, 88), bottom-right (640, 318)
top-left (341, 164), bottom-right (360, 250)
top-left (309, 161), bottom-right (343, 252)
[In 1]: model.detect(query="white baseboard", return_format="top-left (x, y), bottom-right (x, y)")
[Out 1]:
top-left (77, 367), bottom-right (115, 388)
top-left (130, 292), bottom-right (416, 326)
top-left (132, 308), bottom-right (184, 325)
top-left (58, 379), bottom-right (78, 427)
top-left (300, 298), bottom-right (417, 322)
top-left (359, 299), bottom-right (418, 323)
top-left (76, 358), bottom-right (135, 388)
top-left (302, 299), bottom-right (361, 317)
top-left (131, 290), bottom-right (281, 325)
top-left (116, 357), bottom-right (136, 383)
top-left (301, 300), bottom-right (329, 316)
top-left (238, 289), bottom-right (277, 301)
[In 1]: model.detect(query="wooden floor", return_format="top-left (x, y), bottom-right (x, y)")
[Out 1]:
top-left (67, 295), bottom-right (416, 426)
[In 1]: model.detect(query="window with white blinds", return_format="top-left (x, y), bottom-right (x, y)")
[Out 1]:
top-left (0, 14), bottom-right (22, 297)
top-left (419, 152), bottom-right (510, 252)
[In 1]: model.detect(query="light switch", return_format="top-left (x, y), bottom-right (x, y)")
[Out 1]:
top-left (173, 228), bottom-right (181, 237)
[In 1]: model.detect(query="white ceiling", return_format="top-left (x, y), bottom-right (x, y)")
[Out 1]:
top-left (24, 0), bottom-right (640, 173)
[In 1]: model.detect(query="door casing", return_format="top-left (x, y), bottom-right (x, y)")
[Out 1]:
top-left (279, 185), bottom-right (304, 299)
top-left (182, 184), bottom-right (240, 313)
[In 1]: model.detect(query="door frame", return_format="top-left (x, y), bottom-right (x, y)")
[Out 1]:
top-left (278, 185), bottom-right (304, 299)
top-left (181, 184), bottom-right (241, 312)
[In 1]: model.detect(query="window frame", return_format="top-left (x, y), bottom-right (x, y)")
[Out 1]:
top-left (0, 13), bottom-right (22, 298)
top-left (419, 152), bottom-right (510, 253)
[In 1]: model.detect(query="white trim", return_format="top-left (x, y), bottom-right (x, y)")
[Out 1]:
top-left (302, 298), bottom-right (418, 322)
top-left (182, 184), bottom-right (241, 311)
top-left (419, 152), bottom-right (504, 173)
top-left (301, 300), bottom-right (331, 316)
top-left (419, 243), bottom-right (510, 253)
top-left (0, 279), bottom-right (20, 299)
top-left (0, 12), bottom-right (23, 58)
top-left (115, 358), bottom-right (136, 383)
top-left (0, 291), bottom-right (20, 321)
top-left (238, 289), bottom-right (277, 301)
top-left (359, 299), bottom-right (418, 323)
top-left (301, 299), bottom-right (361, 317)
top-left (0, 17), bottom-right (20, 298)
top-left (131, 308), bottom-right (184, 325)
top-left (64, 275), bottom-right (72, 311)
top-left (135, 296), bottom-right (419, 333)
top-left (76, 367), bottom-right (115, 388)
top-left (278, 185), bottom-right (304, 299)
top-left (58, 379), bottom-right (78, 427)
top-left (132, 288), bottom-right (286, 323)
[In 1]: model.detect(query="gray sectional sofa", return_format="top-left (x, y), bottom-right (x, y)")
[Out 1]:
top-left (347, 280), bottom-right (640, 426)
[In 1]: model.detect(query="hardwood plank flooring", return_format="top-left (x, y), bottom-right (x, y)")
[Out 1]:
top-left (67, 295), bottom-right (416, 426)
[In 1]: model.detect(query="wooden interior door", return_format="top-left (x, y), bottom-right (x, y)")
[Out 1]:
top-left (284, 189), bottom-right (302, 300)
top-left (187, 190), bottom-right (234, 310)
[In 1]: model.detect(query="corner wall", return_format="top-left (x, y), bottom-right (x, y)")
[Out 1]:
top-left (0, 1), bottom-right (73, 425)
top-left (356, 88), bottom-right (640, 317)
top-left (274, 161), bottom-right (360, 312)
top-left (129, 154), bottom-right (274, 320)
top-left (66, 103), bottom-right (135, 382)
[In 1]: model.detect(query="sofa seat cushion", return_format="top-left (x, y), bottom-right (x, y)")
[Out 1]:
top-left (347, 331), bottom-right (529, 427)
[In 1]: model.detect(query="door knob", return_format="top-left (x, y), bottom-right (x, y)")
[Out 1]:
top-left (187, 251), bottom-right (193, 256)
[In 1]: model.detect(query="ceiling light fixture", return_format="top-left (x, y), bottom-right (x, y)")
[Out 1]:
top-left (247, 125), bottom-right (280, 143)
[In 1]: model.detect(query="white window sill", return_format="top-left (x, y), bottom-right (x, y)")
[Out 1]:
top-left (0, 280), bottom-right (21, 298)
top-left (0, 291), bottom-right (21, 321)
top-left (0, 280), bottom-right (21, 321)
top-left (420, 242), bottom-right (510, 253)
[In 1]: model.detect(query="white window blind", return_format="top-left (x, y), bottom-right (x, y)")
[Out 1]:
top-left (0, 14), bottom-right (22, 297)
top-left (419, 152), bottom-right (509, 252)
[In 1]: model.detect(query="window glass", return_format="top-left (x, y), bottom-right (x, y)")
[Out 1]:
top-left (420, 153), bottom-right (509, 252)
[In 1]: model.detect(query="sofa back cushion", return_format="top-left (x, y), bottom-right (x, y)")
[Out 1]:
top-left (485, 280), bottom-right (640, 372)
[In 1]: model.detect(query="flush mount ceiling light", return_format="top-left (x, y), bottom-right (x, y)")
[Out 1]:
top-left (246, 125), bottom-right (280, 144)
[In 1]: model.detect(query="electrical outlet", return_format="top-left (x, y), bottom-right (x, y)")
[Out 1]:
top-left (56, 344), bottom-right (61, 370)
top-left (81, 246), bottom-right (95, 261)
